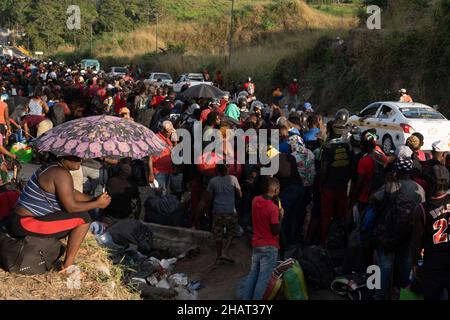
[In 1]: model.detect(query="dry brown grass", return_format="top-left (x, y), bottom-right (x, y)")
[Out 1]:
top-left (59, 0), bottom-right (357, 60)
top-left (0, 234), bottom-right (141, 300)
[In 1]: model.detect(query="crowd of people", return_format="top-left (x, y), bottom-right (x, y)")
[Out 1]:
top-left (0, 55), bottom-right (450, 300)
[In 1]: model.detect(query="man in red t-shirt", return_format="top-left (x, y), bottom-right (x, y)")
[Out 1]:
top-left (288, 78), bottom-right (300, 108)
top-left (351, 131), bottom-right (384, 209)
top-left (148, 120), bottom-right (175, 193)
top-left (243, 177), bottom-right (283, 300)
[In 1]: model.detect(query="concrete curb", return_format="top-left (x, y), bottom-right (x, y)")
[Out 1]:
top-left (145, 222), bottom-right (213, 248)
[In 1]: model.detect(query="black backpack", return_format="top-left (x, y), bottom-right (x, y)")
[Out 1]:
top-left (368, 154), bottom-right (386, 195)
top-left (0, 228), bottom-right (64, 275)
top-left (144, 193), bottom-right (184, 227)
top-left (372, 189), bottom-right (418, 251)
top-left (108, 220), bottom-right (154, 254)
top-left (295, 245), bottom-right (335, 289)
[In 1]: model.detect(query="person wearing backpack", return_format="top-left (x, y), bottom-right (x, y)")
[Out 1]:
top-left (411, 165), bottom-right (450, 300)
top-left (350, 130), bottom-right (388, 215)
top-left (369, 157), bottom-right (425, 300)
top-left (319, 122), bottom-right (353, 244)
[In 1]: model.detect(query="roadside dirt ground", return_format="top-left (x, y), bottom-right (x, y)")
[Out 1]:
top-left (175, 236), bottom-right (252, 300)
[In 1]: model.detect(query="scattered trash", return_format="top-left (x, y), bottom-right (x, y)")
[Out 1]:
top-left (160, 258), bottom-right (177, 271)
top-left (169, 273), bottom-right (188, 287)
top-left (156, 278), bottom-right (171, 290)
top-left (174, 286), bottom-right (198, 300)
top-left (188, 281), bottom-right (205, 291)
top-left (90, 221), bottom-right (108, 235)
top-left (94, 221), bottom-right (198, 300)
top-left (95, 232), bottom-right (119, 250)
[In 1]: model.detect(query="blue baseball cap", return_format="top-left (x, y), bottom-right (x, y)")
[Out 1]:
top-left (303, 102), bottom-right (313, 112)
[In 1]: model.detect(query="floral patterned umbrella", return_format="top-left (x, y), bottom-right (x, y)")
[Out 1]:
top-left (33, 115), bottom-right (167, 159)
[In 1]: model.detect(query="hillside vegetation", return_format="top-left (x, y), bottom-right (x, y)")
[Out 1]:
top-left (273, 0), bottom-right (450, 115)
top-left (52, 0), bottom-right (357, 98)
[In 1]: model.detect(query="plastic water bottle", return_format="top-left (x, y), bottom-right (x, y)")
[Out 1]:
top-left (95, 231), bottom-right (116, 249)
top-left (89, 221), bottom-right (107, 235)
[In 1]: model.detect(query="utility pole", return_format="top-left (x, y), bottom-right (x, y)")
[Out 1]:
top-left (228, 0), bottom-right (235, 66)
top-left (155, 13), bottom-right (159, 53)
top-left (147, 0), bottom-right (151, 24)
top-left (90, 23), bottom-right (93, 54)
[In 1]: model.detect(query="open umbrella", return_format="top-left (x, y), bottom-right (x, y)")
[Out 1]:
top-left (33, 115), bottom-right (167, 159)
top-left (179, 84), bottom-right (227, 99)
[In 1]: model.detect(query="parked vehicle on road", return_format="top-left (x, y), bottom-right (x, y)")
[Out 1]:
top-left (80, 59), bottom-right (101, 72)
top-left (145, 72), bottom-right (173, 85)
top-left (172, 73), bottom-right (213, 93)
top-left (349, 101), bottom-right (450, 152)
top-left (107, 67), bottom-right (128, 78)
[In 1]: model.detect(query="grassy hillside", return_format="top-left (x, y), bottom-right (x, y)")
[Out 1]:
top-left (311, 3), bottom-right (361, 16)
top-left (273, 0), bottom-right (450, 115)
top-left (53, 0), bottom-right (358, 98)
top-left (154, 0), bottom-right (272, 21)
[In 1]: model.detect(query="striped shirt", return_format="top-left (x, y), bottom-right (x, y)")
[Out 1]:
top-left (17, 164), bottom-right (63, 217)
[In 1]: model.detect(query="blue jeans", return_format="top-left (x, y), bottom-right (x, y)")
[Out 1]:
top-left (374, 245), bottom-right (412, 300)
top-left (155, 173), bottom-right (170, 193)
top-left (280, 183), bottom-right (304, 245)
top-left (243, 246), bottom-right (278, 300)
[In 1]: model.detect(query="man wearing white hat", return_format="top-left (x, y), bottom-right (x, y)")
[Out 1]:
top-left (399, 88), bottom-right (413, 103)
top-left (431, 140), bottom-right (450, 166)
top-left (423, 140), bottom-right (450, 185)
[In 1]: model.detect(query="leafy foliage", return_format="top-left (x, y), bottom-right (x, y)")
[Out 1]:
top-left (0, 0), bottom-right (156, 52)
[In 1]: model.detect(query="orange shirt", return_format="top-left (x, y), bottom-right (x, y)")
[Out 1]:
top-left (0, 101), bottom-right (7, 125)
top-left (401, 94), bottom-right (413, 103)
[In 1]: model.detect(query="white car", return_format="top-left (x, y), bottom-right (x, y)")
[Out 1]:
top-left (172, 73), bottom-right (213, 93)
top-left (107, 67), bottom-right (128, 78)
top-left (349, 101), bottom-right (450, 152)
top-left (145, 72), bottom-right (173, 85)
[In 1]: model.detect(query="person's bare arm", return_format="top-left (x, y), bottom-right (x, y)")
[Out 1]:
top-left (236, 187), bottom-right (242, 199)
top-left (101, 157), bottom-right (119, 166)
top-left (0, 145), bottom-right (16, 159)
top-left (54, 170), bottom-right (109, 213)
top-left (40, 99), bottom-right (49, 114)
top-left (9, 118), bottom-right (21, 129)
top-left (74, 190), bottom-right (93, 202)
top-left (4, 107), bottom-right (11, 132)
top-left (148, 157), bottom-right (155, 183)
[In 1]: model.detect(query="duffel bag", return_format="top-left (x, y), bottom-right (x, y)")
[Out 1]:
top-left (0, 227), bottom-right (64, 275)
